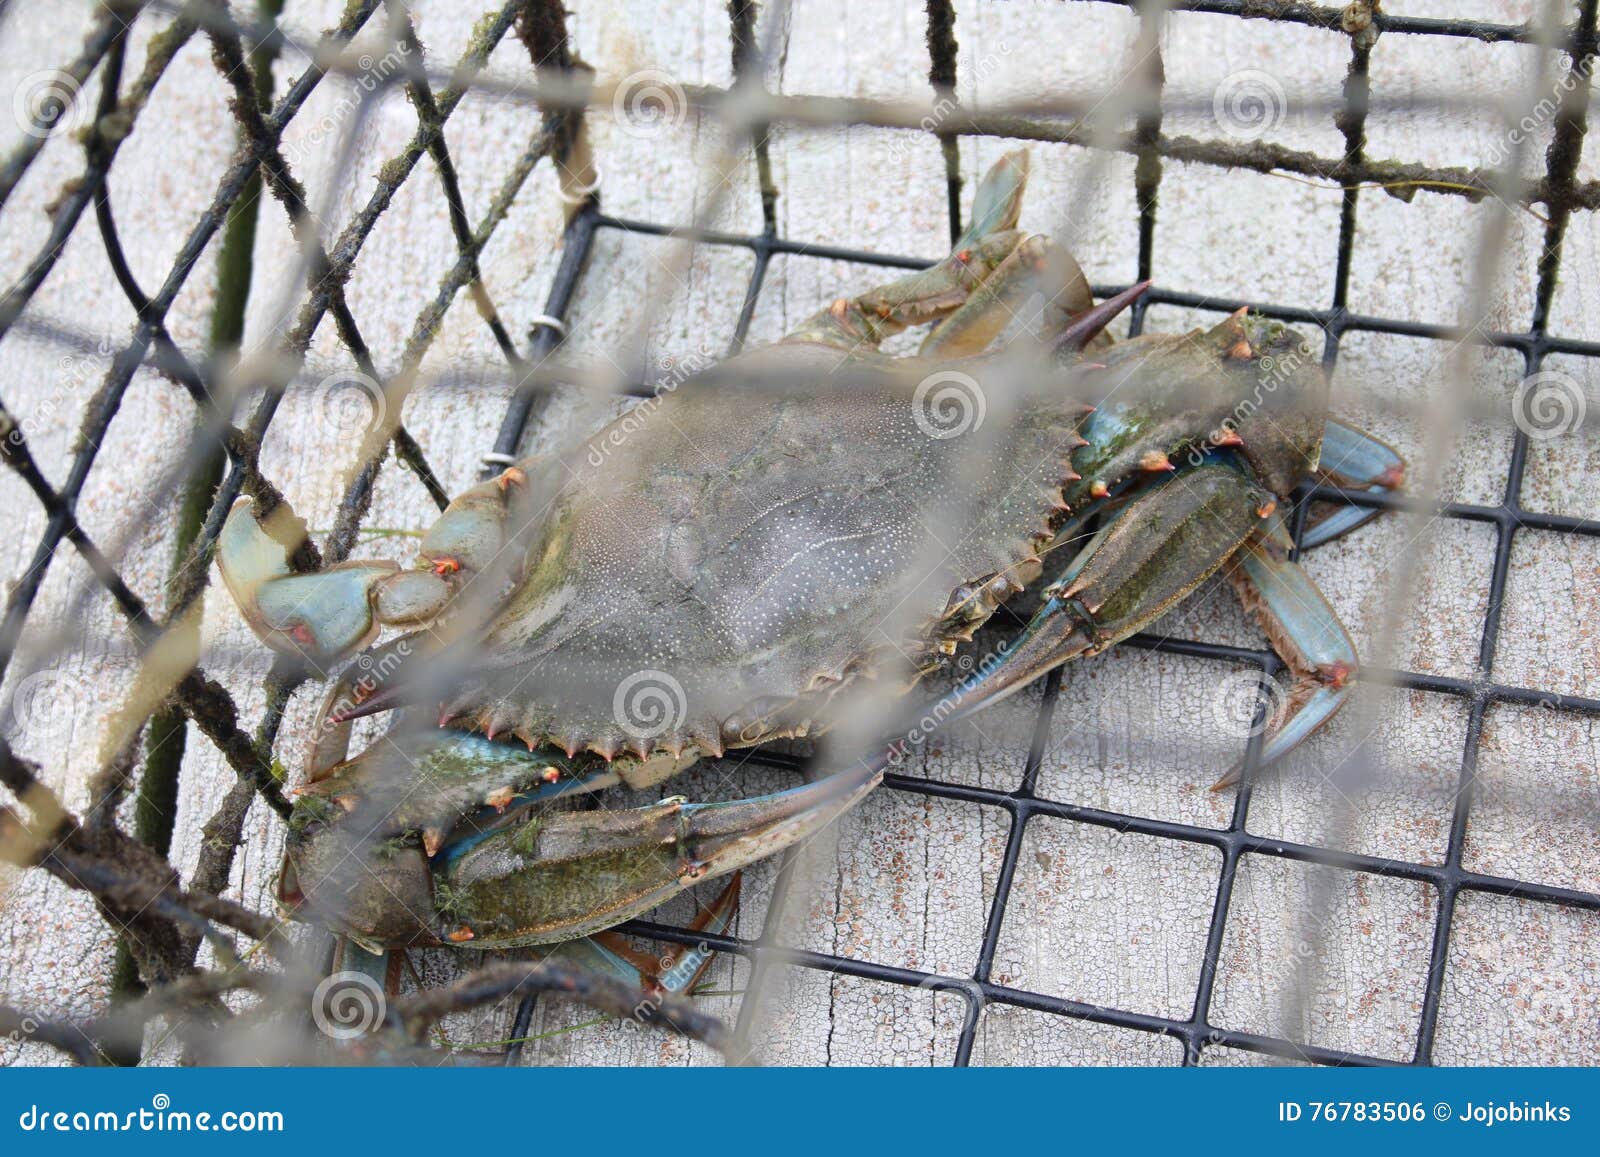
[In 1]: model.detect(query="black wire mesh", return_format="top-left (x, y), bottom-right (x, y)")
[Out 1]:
top-left (0, 0), bottom-right (1596, 1066)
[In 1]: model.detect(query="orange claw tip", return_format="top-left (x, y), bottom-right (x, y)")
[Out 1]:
top-left (1256, 499), bottom-right (1277, 519)
top-left (446, 925), bottom-right (476, 943)
top-left (495, 466), bottom-right (527, 491)
top-left (540, 766), bottom-right (561, 783)
top-left (1089, 479), bottom-right (1110, 498)
top-left (484, 785), bottom-right (516, 813)
top-left (1320, 660), bottom-right (1356, 689)
top-left (1210, 427), bottom-right (1244, 447)
top-left (431, 556), bottom-right (462, 576)
top-left (1138, 450), bottom-right (1176, 472)
top-left (1376, 464), bottom-right (1406, 489)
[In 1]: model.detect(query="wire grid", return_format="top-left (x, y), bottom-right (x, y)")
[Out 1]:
top-left (0, 0), bottom-right (1596, 1066)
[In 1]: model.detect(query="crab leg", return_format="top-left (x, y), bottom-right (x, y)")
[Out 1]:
top-left (918, 234), bottom-right (1096, 358)
top-left (1297, 418), bottom-right (1406, 551)
top-left (216, 496), bottom-right (407, 660)
top-left (781, 150), bottom-right (1037, 351)
top-left (941, 464), bottom-right (1278, 719)
top-left (433, 765), bottom-right (880, 949)
top-left (579, 874), bottom-right (741, 993)
top-left (218, 459), bottom-right (537, 662)
top-left (1213, 515), bottom-right (1358, 787)
top-left (935, 465), bottom-right (1359, 784)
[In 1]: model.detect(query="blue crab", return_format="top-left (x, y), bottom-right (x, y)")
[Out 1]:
top-left (217, 151), bottom-right (1404, 993)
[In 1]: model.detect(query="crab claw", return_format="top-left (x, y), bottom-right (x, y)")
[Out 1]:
top-left (435, 764), bottom-right (881, 948)
top-left (1055, 280), bottom-right (1152, 355)
top-left (217, 497), bottom-right (396, 661)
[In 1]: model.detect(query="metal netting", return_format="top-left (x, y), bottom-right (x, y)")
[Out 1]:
top-left (0, 0), bottom-right (1596, 1066)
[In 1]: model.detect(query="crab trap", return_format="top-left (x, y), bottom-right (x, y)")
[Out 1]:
top-left (0, 0), bottom-right (1596, 1068)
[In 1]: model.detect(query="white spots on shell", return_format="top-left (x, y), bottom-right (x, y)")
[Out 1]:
top-left (456, 364), bottom-right (1087, 743)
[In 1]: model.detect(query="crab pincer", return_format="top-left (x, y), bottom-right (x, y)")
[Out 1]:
top-left (217, 148), bottom-right (1403, 976)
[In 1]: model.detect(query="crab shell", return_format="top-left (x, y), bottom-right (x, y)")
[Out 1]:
top-left (431, 342), bottom-right (1090, 769)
